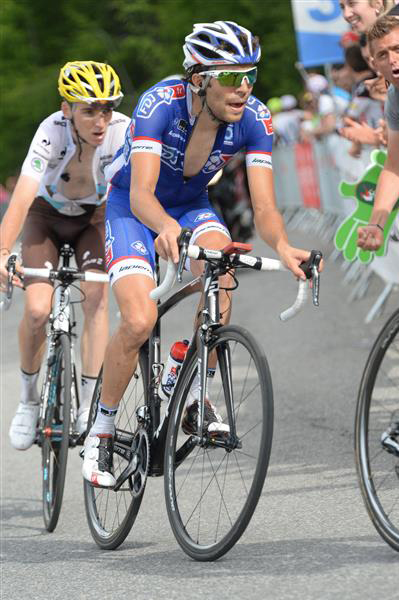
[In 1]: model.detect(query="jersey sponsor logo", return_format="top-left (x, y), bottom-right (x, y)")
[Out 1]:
top-left (161, 144), bottom-right (184, 171)
top-left (137, 84), bottom-right (185, 119)
top-left (246, 152), bottom-right (272, 169)
top-left (224, 124), bottom-right (234, 145)
top-left (176, 118), bottom-right (187, 132)
top-left (105, 220), bottom-right (115, 266)
top-left (131, 240), bottom-right (148, 255)
top-left (53, 119), bottom-right (67, 127)
top-left (194, 212), bottom-right (214, 222)
top-left (123, 119), bottom-right (135, 161)
top-left (31, 157), bottom-right (45, 173)
top-left (203, 150), bottom-right (233, 174)
top-left (109, 118), bottom-right (128, 126)
top-left (57, 148), bottom-right (67, 160)
top-left (132, 138), bottom-right (162, 156)
top-left (246, 98), bottom-right (273, 135)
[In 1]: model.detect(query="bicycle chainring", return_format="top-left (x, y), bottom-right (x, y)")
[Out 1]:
top-left (128, 428), bottom-right (150, 498)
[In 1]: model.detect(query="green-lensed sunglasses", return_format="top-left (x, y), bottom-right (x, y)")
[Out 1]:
top-left (199, 67), bottom-right (257, 87)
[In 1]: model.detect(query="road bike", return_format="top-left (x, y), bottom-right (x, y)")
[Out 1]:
top-left (2, 244), bottom-right (109, 531)
top-left (83, 231), bottom-right (322, 561)
top-left (354, 308), bottom-right (399, 552)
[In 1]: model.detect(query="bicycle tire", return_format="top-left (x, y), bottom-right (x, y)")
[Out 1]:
top-left (83, 350), bottom-right (149, 550)
top-left (355, 308), bottom-right (399, 552)
top-left (41, 333), bottom-right (72, 532)
top-left (164, 324), bottom-right (274, 561)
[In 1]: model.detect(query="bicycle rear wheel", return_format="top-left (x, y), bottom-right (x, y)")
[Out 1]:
top-left (164, 325), bottom-right (274, 561)
top-left (83, 351), bottom-right (148, 550)
top-left (41, 333), bottom-right (72, 532)
top-left (355, 309), bottom-right (399, 552)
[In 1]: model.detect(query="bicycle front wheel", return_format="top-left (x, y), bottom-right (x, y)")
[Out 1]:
top-left (164, 325), bottom-right (274, 561)
top-left (41, 333), bottom-right (72, 532)
top-left (83, 351), bottom-right (149, 550)
top-left (355, 309), bottom-right (399, 552)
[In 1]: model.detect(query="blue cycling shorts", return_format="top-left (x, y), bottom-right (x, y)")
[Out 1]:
top-left (105, 187), bottom-right (230, 286)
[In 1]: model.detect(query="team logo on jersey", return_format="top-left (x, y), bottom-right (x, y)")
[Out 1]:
top-left (137, 84), bottom-right (185, 119)
top-left (161, 144), bottom-right (184, 171)
top-left (246, 98), bottom-right (273, 135)
top-left (224, 124), bottom-right (234, 145)
top-left (194, 212), bottom-right (214, 222)
top-left (256, 104), bottom-right (273, 135)
top-left (31, 157), bottom-right (44, 173)
top-left (203, 150), bottom-right (233, 174)
top-left (105, 220), bottom-right (115, 266)
top-left (131, 241), bottom-right (148, 255)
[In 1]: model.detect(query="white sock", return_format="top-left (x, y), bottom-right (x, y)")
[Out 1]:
top-left (20, 369), bottom-right (40, 405)
top-left (90, 402), bottom-right (117, 436)
top-left (80, 375), bottom-right (97, 411)
top-left (187, 369), bottom-right (216, 406)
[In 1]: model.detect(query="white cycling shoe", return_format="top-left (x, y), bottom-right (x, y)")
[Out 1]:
top-left (9, 402), bottom-right (40, 450)
top-left (75, 407), bottom-right (90, 435)
top-left (82, 433), bottom-right (116, 488)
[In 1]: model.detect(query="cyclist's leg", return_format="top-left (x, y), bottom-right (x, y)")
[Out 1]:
top-left (178, 205), bottom-right (232, 434)
top-left (82, 194), bottom-right (158, 486)
top-left (73, 204), bottom-right (109, 431)
top-left (10, 199), bottom-right (58, 450)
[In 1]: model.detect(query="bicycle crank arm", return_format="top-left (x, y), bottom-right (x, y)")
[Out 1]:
top-left (113, 453), bottom-right (140, 492)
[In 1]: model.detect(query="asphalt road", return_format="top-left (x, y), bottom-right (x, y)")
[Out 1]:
top-left (1, 230), bottom-right (398, 600)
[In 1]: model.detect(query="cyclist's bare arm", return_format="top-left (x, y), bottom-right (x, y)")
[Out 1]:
top-left (130, 153), bottom-right (181, 263)
top-left (0, 175), bottom-right (39, 287)
top-left (247, 165), bottom-right (312, 279)
top-left (357, 129), bottom-right (399, 251)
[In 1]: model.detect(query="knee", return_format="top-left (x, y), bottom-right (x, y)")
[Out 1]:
top-left (119, 309), bottom-right (157, 352)
top-left (23, 302), bottom-right (50, 331)
top-left (81, 284), bottom-right (108, 318)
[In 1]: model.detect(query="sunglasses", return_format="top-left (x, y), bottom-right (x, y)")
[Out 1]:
top-left (199, 67), bottom-right (257, 87)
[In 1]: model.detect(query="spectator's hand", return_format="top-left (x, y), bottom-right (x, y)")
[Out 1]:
top-left (340, 117), bottom-right (379, 146)
top-left (376, 119), bottom-right (388, 146)
top-left (364, 74), bottom-right (387, 103)
top-left (357, 224), bottom-right (384, 251)
top-left (348, 140), bottom-right (362, 158)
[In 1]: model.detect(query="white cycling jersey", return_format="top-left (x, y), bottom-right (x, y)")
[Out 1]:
top-left (21, 110), bottom-right (130, 216)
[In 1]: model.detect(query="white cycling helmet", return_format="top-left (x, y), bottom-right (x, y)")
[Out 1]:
top-left (183, 21), bottom-right (261, 70)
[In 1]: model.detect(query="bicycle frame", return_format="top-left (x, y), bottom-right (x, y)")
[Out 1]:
top-left (36, 247), bottom-right (80, 445)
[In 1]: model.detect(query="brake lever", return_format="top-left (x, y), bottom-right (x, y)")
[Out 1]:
top-left (299, 250), bottom-right (322, 307)
top-left (176, 228), bottom-right (193, 283)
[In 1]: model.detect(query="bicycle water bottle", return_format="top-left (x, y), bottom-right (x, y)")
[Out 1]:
top-left (159, 340), bottom-right (189, 401)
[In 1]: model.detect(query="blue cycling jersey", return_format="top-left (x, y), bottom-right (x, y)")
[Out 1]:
top-left (106, 79), bottom-right (274, 209)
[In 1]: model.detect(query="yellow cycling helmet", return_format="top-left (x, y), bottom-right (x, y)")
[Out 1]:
top-left (58, 61), bottom-right (123, 105)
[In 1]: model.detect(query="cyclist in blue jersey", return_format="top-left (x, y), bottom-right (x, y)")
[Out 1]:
top-left (82, 21), bottom-right (316, 487)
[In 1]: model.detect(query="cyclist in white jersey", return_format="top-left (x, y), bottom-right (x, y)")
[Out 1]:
top-left (0, 61), bottom-right (130, 449)
top-left (357, 15), bottom-right (399, 250)
top-left (81, 22), bottom-right (321, 488)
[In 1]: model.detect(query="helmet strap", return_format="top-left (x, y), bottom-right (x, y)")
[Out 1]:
top-left (70, 117), bottom-right (88, 162)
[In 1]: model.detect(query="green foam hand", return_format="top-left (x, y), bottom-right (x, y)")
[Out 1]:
top-left (334, 149), bottom-right (399, 263)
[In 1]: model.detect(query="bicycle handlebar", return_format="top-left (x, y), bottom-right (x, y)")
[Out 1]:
top-left (150, 244), bottom-right (321, 321)
top-left (0, 258), bottom-right (109, 312)
top-left (22, 267), bottom-right (109, 283)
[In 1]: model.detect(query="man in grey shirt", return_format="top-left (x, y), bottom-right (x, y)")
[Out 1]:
top-left (357, 15), bottom-right (399, 251)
